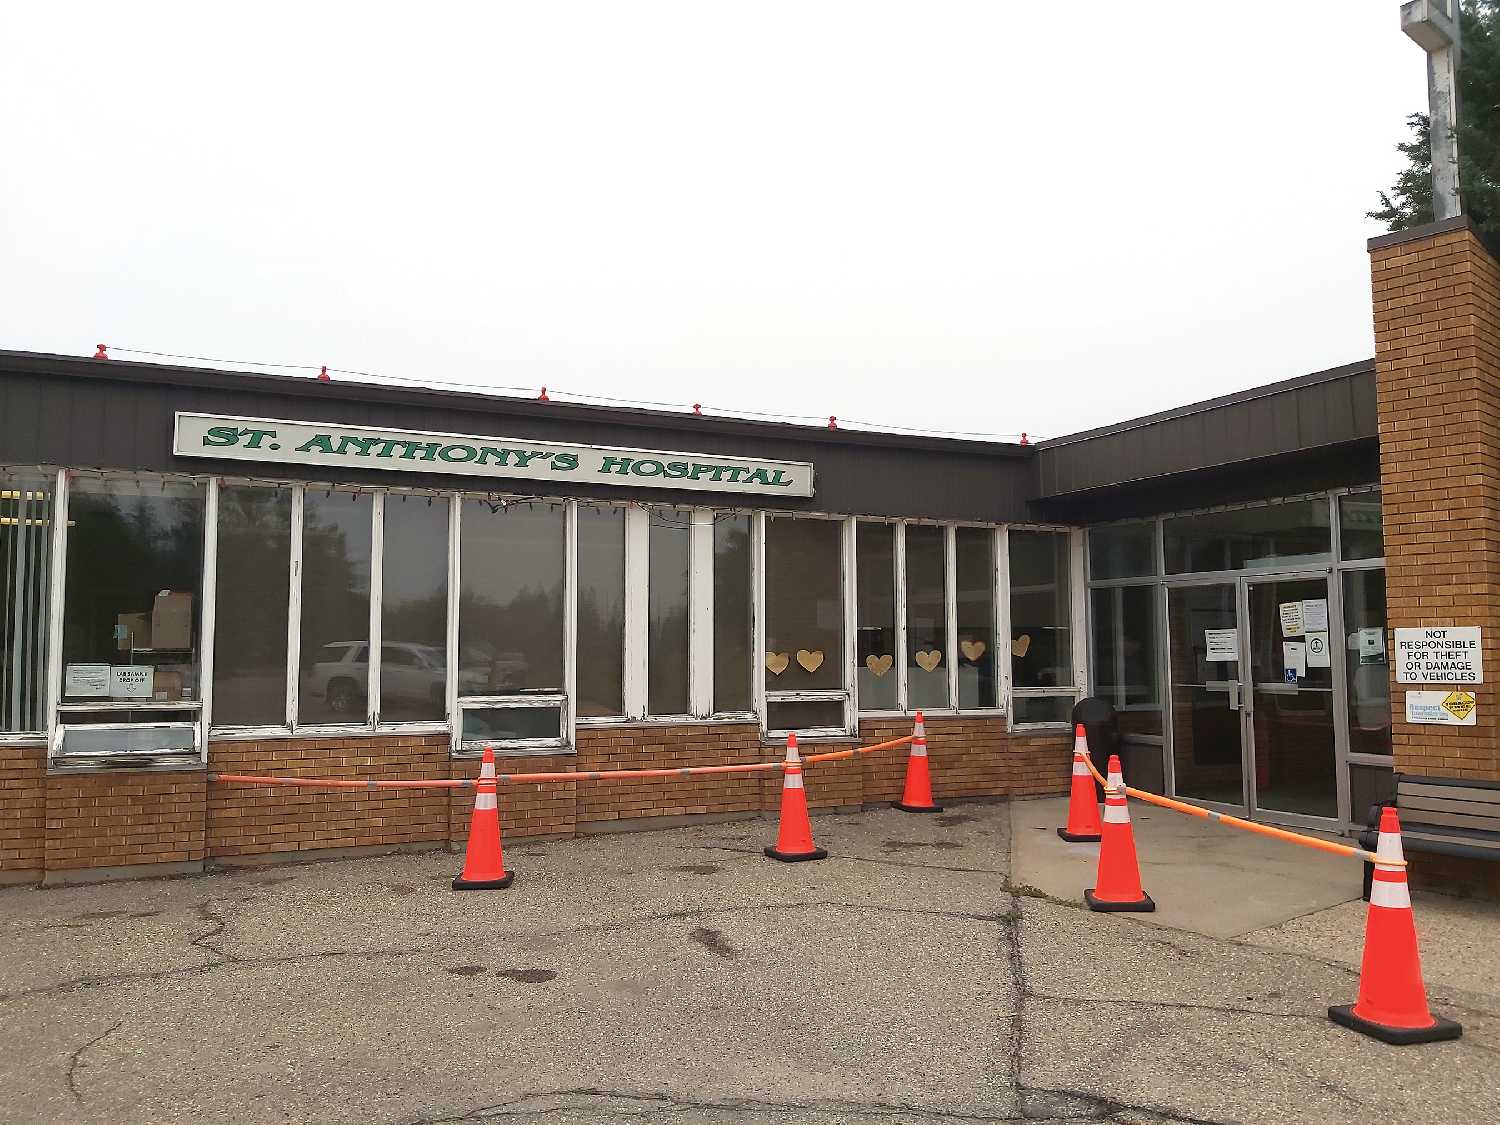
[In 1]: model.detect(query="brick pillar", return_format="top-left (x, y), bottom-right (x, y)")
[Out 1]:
top-left (1371, 217), bottom-right (1500, 896)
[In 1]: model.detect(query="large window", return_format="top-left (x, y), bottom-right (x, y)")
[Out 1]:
top-left (855, 521), bottom-right (898, 711)
top-left (213, 485), bottom-right (291, 727)
top-left (765, 516), bottom-right (846, 733)
top-left (713, 513), bottom-right (753, 714)
top-left (380, 495), bottom-right (449, 724)
top-left (1, 471), bottom-right (54, 734)
top-left (905, 524), bottom-right (949, 711)
top-left (576, 505), bottom-right (625, 718)
top-left (1089, 584), bottom-right (1161, 737)
top-left (459, 500), bottom-right (565, 697)
top-left (57, 476), bottom-right (206, 760)
top-left (1164, 499), bottom-right (1331, 574)
top-left (1009, 529), bottom-right (1075, 725)
top-left (298, 490), bottom-right (373, 725)
top-left (648, 508), bottom-right (692, 716)
top-left (955, 528), bottom-right (997, 709)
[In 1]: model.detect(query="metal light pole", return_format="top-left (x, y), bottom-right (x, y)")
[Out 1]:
top-left (1402, 1), bottom-right (1463, 220)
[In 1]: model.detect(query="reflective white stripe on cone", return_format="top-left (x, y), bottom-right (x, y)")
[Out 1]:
top-left (1329, 807), bottom-right (1460, 1044)
top-left (765, 733), bottom-right (828, 862)
top-left (1058, 724), bottom-right (1102, 842)
top-left (895, 710), bottom-right (942, 813)
top-left (1085, 754), bottom-right (1152, 912)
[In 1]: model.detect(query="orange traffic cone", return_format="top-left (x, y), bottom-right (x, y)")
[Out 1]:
top-left (1329, 808), bottom-right (1462, 1044)
top-left (453, 747), bottom-right (515, 890)
top-left (1057, 724), bottom-right (1102, 842)
top-left (765, 734), bottom-right (828, 862)
top-left (894, 710), bottom-right (942, 813)
top-left (1085, 755), bottom-right (1153, 912)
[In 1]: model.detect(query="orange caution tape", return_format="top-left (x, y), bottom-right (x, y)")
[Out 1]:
top-left (211, 736), bottom-right (914, 791)
top-left (1079, 755), bottom-right (1398, 867)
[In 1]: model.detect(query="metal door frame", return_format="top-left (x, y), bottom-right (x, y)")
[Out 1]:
top-left (1162, 576), bottom-right (1249, 819)
top-left (1239, 568), bottom-right (1346, 831)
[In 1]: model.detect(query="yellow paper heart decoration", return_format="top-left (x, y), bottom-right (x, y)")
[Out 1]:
top-left (1011, 634), bottom-right (1032, 658)
top-left (865, 653), bottom-right (893, 677)
top-left (960, 640), bottom-right (987, 663)
top-left (796, 649), bottom-right (825, 673)
top-left (765, 651), bottom-right (790, 675)
top-left (914, 649), bottom-right (942, 673)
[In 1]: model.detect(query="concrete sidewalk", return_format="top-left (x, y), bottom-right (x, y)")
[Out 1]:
top-left (1, 797), bottom-right (1496, 1123)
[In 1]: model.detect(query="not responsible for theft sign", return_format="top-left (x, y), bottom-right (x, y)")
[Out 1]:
top-left (1394, 627), bottom-right (1483, 684)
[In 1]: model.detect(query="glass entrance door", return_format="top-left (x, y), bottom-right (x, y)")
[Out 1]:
top-left (1166, 583), bottom-right (1245, 811)
top-left (1244, 575), bottom-right (1338, 821)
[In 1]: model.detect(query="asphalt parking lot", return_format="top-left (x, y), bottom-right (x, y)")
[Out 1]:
top-left (2, 798), bottom-right (1497, 1124)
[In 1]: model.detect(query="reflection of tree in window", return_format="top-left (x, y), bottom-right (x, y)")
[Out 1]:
top-left (459, 501), bottom-right (564, 695)
top-left (298, 491), bottom-right (371, 724)
top-left (648, 508), bottom-right (691, 715)
top-left (62, 479), bottom-right (205, 705)
top-left (713, 514), bottom-right (752, 713)
top-left (214, 487), bottom-right (291, 725)
top-left (576, 506), bottom-right (624, 716)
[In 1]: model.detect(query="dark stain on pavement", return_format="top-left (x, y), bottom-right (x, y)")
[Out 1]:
top-left (387, 884), bottom-right (419, 896)
top-left (446, 965), bottom-right (486, 976)
top-left (671, 864), bottom-right (722, 875)
top-left (78, 911), bottom-right (128, 920)
top-left (689, 926), bottom-right (738, 960)
top-left (497, 968), bottom-right (557, 983)
top-left (880, 840), bottom-right (963, 853)
top-left (936, 814), bottom-right (976, 827)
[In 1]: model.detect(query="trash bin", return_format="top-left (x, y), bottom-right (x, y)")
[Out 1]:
top-left (1071, 696), bottom-right (1117, 799)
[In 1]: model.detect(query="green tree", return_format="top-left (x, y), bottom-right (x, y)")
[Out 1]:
top-left (1373, 1), bottom-right (1500, 239)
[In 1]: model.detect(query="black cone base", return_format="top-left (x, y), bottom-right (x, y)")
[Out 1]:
top-left (764, 845), bottom-right (828, 863)
top-left (894, 801), bottom-right (944, 813)
top-left (1328, 1004), bottom-right (1462, 1045)
top-left (1057, 827), bottom-right (1102, 842)
top-left (453, 871), bottom-right (515, 890)
top-left (1085, 888), bottom-right (1155, 913)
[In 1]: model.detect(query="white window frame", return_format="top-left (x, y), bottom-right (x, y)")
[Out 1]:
top-left (450, 492), bottom-right (573, 757)
top-left (1006, 523), bottom-right (1084, 731)
top-left (760, 510), bottom-right (855, 740)
top-left (0, 466), bottom-right (60, 742)
top-left (706, 507), bottom-right (758, 721)
top-left (48, 470), bottom-right (211, 769)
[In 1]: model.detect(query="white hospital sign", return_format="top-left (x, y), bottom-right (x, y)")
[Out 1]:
top-left (1394, 626), bottom-right (1483, 684)
top-left (173, 413), bottom-right (815, 498)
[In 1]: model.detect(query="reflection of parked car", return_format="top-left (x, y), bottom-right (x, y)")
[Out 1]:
top-left (302, 641), bottom-right (448, 716)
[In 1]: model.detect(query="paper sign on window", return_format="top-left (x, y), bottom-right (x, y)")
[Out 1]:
top-left (64, 663), bottom-right (111, 698)
top-left (1204, 629), bottom-right (1238, 662)
top-left (1301, 599), bottom-right (1329, 632)
top-left (1282, 641), bottom-right (1307, 678)
top-left (110, 666), bottom-right (155, 700)
top-left (1305, 631), bottom-right (1331, 668)
top-left (1279, 601), bottom-right (1305, 637)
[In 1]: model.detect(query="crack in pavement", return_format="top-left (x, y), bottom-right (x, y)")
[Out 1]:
top-left (1, 899), bottom-right (1000, 1005)
top-left (691, 842), bottom-right (1005, 876)
top-left (64, 1019), bottom-right (121, 1104)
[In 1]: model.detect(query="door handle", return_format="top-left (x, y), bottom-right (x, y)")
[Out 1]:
top-left (1227, 680), bottom-right (1240, 710)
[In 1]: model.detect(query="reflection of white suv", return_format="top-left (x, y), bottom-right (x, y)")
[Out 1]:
top-left (303, 641), bottom-right (447, 716)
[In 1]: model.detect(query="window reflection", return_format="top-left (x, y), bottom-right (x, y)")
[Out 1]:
top-left (298, 491), bottom-right (372, 724)
top-left (713, 514), bottom-right (753, 714)
top-left (576, 506), bottom-right (625, 717)
top-left (459, 500), bottom-right (564, 695)
top-left (214, 486), bottom-right (291, 726)
top-left (381, 496), bottom-right (449, 723)
top-left (765, 518), bottom-right (844, 694)
top-left (648, 508), bottom-right (691, 715)
top-left (956, 528), bottom-right (996, 709)
top-left (856, 522), bottom-right (898, 710)
top-left (905, 525), bottom-right (948, 710)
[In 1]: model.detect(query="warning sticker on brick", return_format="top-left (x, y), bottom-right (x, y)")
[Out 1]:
top-left (1405, 690), bottom-right (1478, 726)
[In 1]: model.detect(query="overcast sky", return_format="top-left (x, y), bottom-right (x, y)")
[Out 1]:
top-left (0, 3), bottom-right (1426, 440)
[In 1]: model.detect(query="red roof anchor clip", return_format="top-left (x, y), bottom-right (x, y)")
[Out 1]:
top-left (93, 344), bottom-right (109, 360)
top-left (1019, 431), bottom-right (1029, 446)
top-left (827, 416), bottom-right (838, 430)
top-left (692, 403), bottom-right (702, 415)
top-left (538, 386), bottom-right (550, 402)
top-left (317, 365), bottom-right (331, 382)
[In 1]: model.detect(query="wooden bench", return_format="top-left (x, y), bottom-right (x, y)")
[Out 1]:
top-left (1359, 774), bottom-right (1500, 899)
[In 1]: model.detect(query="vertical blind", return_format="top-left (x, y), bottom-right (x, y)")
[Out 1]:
top-left (1, 473), bottom-right (52, 733)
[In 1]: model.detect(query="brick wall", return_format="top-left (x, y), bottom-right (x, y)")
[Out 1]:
top-left (0, 743), bottom-right (45, 880)
top-left (1372, 220), bottom-right (1500, 784)
top-left (1371, 219), bottom-right (1500, 899)
top-left (449, 752), bottom-right (576, 841)
top-left (2, 716), bottom-right (1075, 883)
top-left (576, 724), bottom-right (767, 826)
top-left (207, 735), bottom-right (450, 857)
top-left (45, 769), bottom-right (206, 872)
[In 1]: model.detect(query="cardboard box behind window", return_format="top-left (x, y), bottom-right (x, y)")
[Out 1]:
top-left (115, 613), bottom-right (150, 652)
top-left (151, 591), bottom-right (194, 651)
top-left (153, 669), bottom-right (184, 702)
